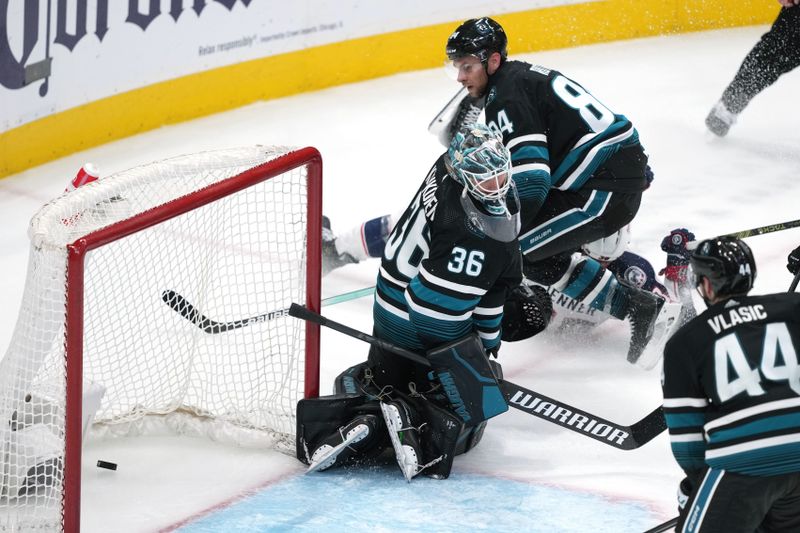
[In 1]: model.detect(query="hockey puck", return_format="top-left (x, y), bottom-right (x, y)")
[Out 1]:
top-left (96, 460), bottom-right (117, 471)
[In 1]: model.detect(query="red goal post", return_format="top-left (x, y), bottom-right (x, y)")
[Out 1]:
top-left (0, 146), bottom-right (322, 532)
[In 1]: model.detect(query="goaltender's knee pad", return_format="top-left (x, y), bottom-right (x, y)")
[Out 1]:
top-left (502, 284), bottom-right (553, 341)
top-left (426, 334), bottom-right (508, 426)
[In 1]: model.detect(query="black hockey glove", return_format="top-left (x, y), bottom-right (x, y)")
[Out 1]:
top-left (787, 245), bottom-right (800, 275)
top-left (501, 283), bottom-right (553, 342)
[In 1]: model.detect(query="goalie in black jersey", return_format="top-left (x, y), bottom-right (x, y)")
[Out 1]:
top-left (442, 17), bottom-right (665, 364)
top-left (297, 124), bottom-right (551, 481)
top-left (662, 237), bottom-right (800, 533)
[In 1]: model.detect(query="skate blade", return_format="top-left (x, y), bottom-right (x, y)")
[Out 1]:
top-left (379, 402), bottom-right (418, 483)
top-left (306, 425), bottom-right (369, 474)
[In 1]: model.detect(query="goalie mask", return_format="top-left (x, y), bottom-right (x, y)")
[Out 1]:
top-left (446, 123), bottom-right (512, 216)
top-left (582, 225), bottom-right (631, 263)
top-left (690, 236), bottom-right (756, 303)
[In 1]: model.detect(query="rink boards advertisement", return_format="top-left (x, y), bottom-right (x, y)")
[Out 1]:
top-left (0, 0), bottom-right (778, 178)
top-left (2, 0), bottom-right (585, 133)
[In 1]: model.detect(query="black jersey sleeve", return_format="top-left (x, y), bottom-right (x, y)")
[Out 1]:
top-left (485, 64), bottom-right (552, 214)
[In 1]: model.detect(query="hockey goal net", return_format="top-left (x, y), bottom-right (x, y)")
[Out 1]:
top-left (0, 146), bottom-right (322, 531)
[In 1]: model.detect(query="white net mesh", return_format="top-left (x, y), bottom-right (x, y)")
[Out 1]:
top-left (0, 146), bottom-right (319, 531)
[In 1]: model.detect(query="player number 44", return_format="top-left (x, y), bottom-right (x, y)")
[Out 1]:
top-left (715, 322), bottom-right (800, 401)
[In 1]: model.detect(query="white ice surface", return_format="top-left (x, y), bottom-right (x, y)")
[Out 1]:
top-left (1, 24), bottom-right (799, 532)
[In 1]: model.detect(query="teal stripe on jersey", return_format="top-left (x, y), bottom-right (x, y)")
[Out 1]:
top-left (512, 168), bottom-right (550, 203)
top-left (377, 277), bottom-right (407, 308)
top-left (685, 469), bottom-right (723, 533)
top-left (708, 412), bottom-right (800, 445)
top-left (408, 277), bottom-right (480, 314)
top-left (511, 145), bottom-right (548, 161)
top-left (408, 308), bottom-right (472, 343)
top-left (562, 258), bottom-right (601, 299)
top-left (707, 441), bottom-right (800, 476)
top-left (671, 441), bottom-right (706, 471)
top-left (373, 303), bottom-right (425, 351)
top-left (473, 315), bottom-right (502, 329)
top-left (552, 120), bottom-right (628, 176)
top-left (518, 191), bottom-right (610, 254)
top-left (588, 274), bottom-right (615, 311)
top-left (665, 412), bottom-right (706, 429)
top-left (551, 120), bottom-right (633, 189)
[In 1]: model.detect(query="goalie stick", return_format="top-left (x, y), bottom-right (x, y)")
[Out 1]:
top-left (288, 304), bottom-right (666, 451)
top-left (427, 86), bottom-right (484, 147)
top-left (162, 287), bottom-right (375, 334)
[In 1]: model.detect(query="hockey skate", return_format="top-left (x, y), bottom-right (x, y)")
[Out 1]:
top-left (307, 414), bottom-right (379, 473)
top-left (322, 216), bottom-right (358, 275)
top-left (705, 100), bottom-right (737, 137)
top-left (633, 301), bottom-right (682, 371)
top-left (625, 286), bottom-right (666, 365)
top-left (380, 399), bottom-right (424, 482)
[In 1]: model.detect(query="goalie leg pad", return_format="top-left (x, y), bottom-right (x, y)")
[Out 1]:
top-left (333, 361), bottom-right (375, 396)
top-left (405, 393), bottom-right (464, 479)
top-left (307, 414), bottom-right (380, 473)
top-left (296, 394), bottom-right (386, 468)
top-left (426, 333), bottom-right (508, 426)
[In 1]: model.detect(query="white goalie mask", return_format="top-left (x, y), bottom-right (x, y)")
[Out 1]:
top-left (446, 123), bottom-right (512, 216)
top-left (582, 225), bottom-right (631, 262)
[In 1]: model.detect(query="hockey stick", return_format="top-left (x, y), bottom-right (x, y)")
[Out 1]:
top-left (288, 304), bottom-right (666, 450)
top-left (642, 516), bottom-right (678, 533)
top-left (789, 270), bottom-right (800, 293)
top-left (721, 218), bottom-right (800, 240)
top-left (687, 218), bottom-right (800, 250)
top-left (162, 286), bottom-right (375, 334)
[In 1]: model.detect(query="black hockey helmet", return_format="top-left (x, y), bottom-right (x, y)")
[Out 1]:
top-left (446, 17), bottom-right (508, 63)
top-left (690, 236), bottom-right (756, 299)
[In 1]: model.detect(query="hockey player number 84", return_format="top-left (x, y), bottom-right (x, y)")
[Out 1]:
top-left (715, 322), bottom-right (800, 402)
top-left (552, 75), bottom-right (614, 133)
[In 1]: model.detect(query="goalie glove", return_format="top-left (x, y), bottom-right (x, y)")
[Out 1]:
top-left (787, 245), bottom-right (800, 275)
top-left (501, 283), bottom-right (553, 342)
top-left (428, 87), bottom-right (485, 148)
